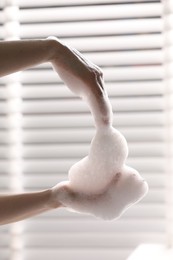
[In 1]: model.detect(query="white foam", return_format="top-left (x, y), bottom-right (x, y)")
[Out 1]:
top-left (57, 125), bottom-right (148, 220)
top-left (69, 126), bottom-right (128, 194)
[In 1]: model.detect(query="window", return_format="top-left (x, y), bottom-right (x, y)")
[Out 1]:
top-left (0, 1), bottom-right (167, 260)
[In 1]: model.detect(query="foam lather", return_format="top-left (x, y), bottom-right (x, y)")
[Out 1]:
top-left (62, 125), bottom-right (149, 220)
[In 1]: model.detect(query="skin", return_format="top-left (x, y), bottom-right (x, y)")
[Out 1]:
top-left (0, 37), bottom-right (115, 225)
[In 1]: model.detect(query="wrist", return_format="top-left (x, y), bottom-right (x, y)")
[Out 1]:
top-left (41, 188), bottom-right (62, 210)
top-left (45, 36), bottom-right (65, 62)
top-left (49, 183), bottom-right (69, 209)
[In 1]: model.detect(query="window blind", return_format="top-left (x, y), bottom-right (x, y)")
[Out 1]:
top-left (0, 1), bottom-right (166, 260)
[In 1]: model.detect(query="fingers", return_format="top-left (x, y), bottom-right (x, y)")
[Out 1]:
top-left (71, 46), bottom-right (105, 92)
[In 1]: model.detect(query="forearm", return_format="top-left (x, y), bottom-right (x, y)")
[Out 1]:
top-left (0, 38), bottom-right (58, 77)
top-left (0, 189), bottom-right (60, 225)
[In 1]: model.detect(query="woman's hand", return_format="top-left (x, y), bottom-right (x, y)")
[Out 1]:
top-left (50, 173), bottom-right (122, 220)
top-left (50, 167), bottom-right (148, 220)
top-left (49, 37), bottom-right (113, 128)
top-left (49, 36), bottom-right (105, 98)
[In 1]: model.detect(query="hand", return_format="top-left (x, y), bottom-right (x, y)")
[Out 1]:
top-left (50, 174), bottom-right (122, 220)
top-left (49, 37), bottom-right (113, 127)
top-left (50, 36), bottom-right (105, 98)
top-left (51, 167), bottom-right (148, 220)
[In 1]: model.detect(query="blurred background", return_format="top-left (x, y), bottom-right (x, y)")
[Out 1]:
top-left (0, 0), bottom-right (171, 259)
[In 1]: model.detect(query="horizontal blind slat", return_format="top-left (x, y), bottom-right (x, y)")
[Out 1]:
top-left (23, 218), bottom-right (165, 233)
top-left (33, 203), bottom-right (166, 218)
top-left (7, 142), bottom-right (163, 159)
top-left (11, 66), bottom-right (163, 84)
top-left (22, 248), bottom-right (131, 260)
top-left (53, 34), bottom-right (163, 51)
top-left (22, 172), bottom-right (164, 188)
top-left (19, 3), bottom-right (162, 23)
top-left (21, 97), bottom-right (164, 113)
top-left (0, 127), bottom-right (165, 145)
top-left (23, 232), bottom-right (165, 248)
top-left (19, 127), bottom-right (165, 144)
top-left (20, 19), bottom-right (163, 38)
top-left (0, 113), bottom-right (165, 129)
top-left (33, 49), bottom-right (163, 67)
top-left (20, 112), bottom-right (165, 128)
top-left (21, 157), bottom-right (165, 173)
top-left (18, 0), bottom-right (162, 7)
top-left (85, 50), bottom-right (163, 65)
top-left (21, 81), bottom-right (164, 99)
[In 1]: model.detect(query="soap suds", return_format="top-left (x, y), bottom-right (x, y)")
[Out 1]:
top-left (61, 125), bottom-right (149, 220)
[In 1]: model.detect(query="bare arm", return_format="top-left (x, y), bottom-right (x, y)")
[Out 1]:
top-left (0, 189), bottom-right (61, 225)
top-left (0, 39), bottom-right (55, 77)
top-left (0, 37), bottom-right (112, 128)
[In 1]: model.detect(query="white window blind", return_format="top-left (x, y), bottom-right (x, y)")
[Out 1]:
top-left (0, 1), bottom-right (168, 260)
